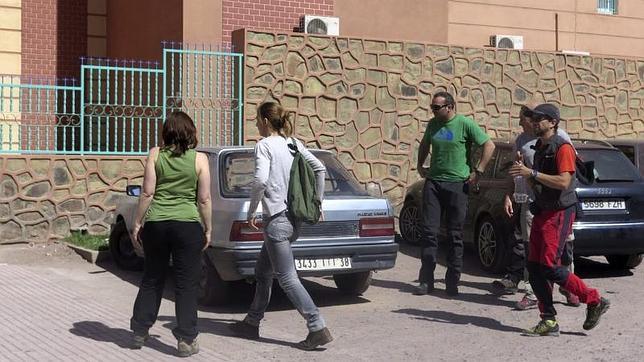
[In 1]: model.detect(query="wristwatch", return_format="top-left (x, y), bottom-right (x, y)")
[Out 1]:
top-left (530, 169), bottom-right (538, 179)
top-left (475, 168), bottom-right (484, 175)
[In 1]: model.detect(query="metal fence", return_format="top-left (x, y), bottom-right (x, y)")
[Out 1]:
top-left (0, 43), bottom-right (243, 155)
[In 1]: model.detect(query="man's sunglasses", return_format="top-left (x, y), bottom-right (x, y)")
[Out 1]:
top-left (430, 104), bottom-right (450, 111)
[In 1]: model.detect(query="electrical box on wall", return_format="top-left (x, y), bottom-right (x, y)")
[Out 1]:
top-left (489, 35), bottom-right (524, 49)
top-left (300, 15), bottom-right (340, 36)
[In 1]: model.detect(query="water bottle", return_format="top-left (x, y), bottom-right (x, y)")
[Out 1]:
top-left (513, 175), bottom-right (529, 203)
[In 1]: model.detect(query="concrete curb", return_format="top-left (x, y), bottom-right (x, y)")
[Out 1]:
top-left (64, 242), bottom-right (111, 264)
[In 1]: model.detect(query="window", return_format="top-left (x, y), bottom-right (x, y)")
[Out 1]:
top-left (597, 0), bottom-right (618, 15)
top-left (577, 149), bottom-right (640, 182)
top-left (494, 148), bottom-right (515, 179)
top-left (219, 150), bottom-right (367, 198)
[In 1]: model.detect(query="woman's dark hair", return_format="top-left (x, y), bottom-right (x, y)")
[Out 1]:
top-left (257, 101), bottom-right (293, 137)
top-left (161, 111), bottom-right (198, 156)
top-left (433, 91), bottom-right (455, 106)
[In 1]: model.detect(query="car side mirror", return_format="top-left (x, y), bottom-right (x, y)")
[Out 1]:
top-left (126, 185), bottom-right (142, 197)
top-left (365, 182), bottom-right (383, 197)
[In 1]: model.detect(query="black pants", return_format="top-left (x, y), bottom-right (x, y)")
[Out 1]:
top-left (130, 221), bottom-right (204, 342)
top-left (418, 179), bottom-right (469, 286)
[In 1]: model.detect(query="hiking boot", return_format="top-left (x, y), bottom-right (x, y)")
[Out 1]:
top-left (522, 319), bottom-right (560, 337)
top-left (560, 288), bottom-right (581, 307)
top-left (131, 332), bottom-right (149, 349)
top-left (413, 282), bottom-right (434, 295)
top-left (177, 339), bottom-right (199, 357)
top-left (229, 320), bottom-right (260, 340)
top-left (296, 327), bottom-right (333, 350)
top-left (583, 297), bottom-right (610, 330)
top-left (492, 276), bottom-right (518, 294)
top-left (515, 293), bottom-right (538, 310)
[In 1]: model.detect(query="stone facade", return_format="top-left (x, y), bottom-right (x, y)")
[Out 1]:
top-left (0, 155), bottom-right (144, 243)
top-left (240, 30), bottom-right (644, 209)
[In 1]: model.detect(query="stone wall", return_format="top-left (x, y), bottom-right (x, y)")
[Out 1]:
top-left (0, 155), bottom-right (144, 243)
top-left (240, 29), bottom-right (644, 208)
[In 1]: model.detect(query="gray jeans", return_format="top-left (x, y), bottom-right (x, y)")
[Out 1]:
top-left (245, 212), bottom-right (325, 332)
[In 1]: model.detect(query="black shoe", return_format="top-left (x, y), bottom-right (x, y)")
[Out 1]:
top-left (583, 297), bottom-right (610, 330)
top-left (229, 320), bottom-right (260, 340)
top-left (131, 331), bottom-right (149, 349)
top-left (413, 282), bottom-right (434, 295)
top-left (446, 284), bottom-right (459, 296)
top-left (296, 327), bottom-right (333, 350)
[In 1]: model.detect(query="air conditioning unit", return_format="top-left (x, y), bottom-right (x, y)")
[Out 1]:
top-left (489, 35), bottom-right (524, 49)
top-left (300, 15), bottom-right (340, 36)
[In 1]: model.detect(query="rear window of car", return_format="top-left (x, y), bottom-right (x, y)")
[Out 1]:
top-left (577, 148), bottom-right (641, 182)
top-left (220, 150), bottom-right (367, 198)
top-left (614, 145), bottom-right (636, 165)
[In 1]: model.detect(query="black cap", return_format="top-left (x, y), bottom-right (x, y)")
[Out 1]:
top-left (528, 103), bottom-right (560, 122)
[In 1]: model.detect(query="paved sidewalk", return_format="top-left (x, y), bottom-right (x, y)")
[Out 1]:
top-left (0, 263), bottom-right (229, 361)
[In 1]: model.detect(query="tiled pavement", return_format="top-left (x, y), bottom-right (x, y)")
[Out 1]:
top-left (0, 263), bottom-right (232, 361)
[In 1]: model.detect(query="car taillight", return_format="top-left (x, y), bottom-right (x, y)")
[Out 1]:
top-left (229, 221), bottom-right (264, 241)
top-left (359, 216), bottom-right (395, 237)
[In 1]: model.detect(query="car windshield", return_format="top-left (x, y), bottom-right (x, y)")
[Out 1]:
top-left (220, 150), bottom-right (367, 197)
top-left (577, 148), bottom-right (641, 182)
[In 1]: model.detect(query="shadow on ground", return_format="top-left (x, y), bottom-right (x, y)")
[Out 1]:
top-left (69, 321), bottom-right (177, 356)
top-left (97, 258), bottom-right (369, 314)
top-left (393, 308), bottom-right (524, 333)
top-left (157, 316), bottom-right (301, 349)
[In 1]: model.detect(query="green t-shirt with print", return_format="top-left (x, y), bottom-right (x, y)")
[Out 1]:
top-left (421, 114), bottom-right (490, 182)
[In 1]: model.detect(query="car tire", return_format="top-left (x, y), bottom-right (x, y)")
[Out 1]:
top-left (333, 271), bottom-right (372, 296)
top-left (199, 253), bottom-right (230, 306)
top-left (474, 216), bottom-right (507, 273)
top-left (109, 220), bottom-right (144, 271)
top-left (399, 202), bottom-right (421, 244)
top-left (605, 254), bottom-right (644, 269)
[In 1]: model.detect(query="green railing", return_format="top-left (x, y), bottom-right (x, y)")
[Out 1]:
top-left (0, 43), bottom-right (243, 155)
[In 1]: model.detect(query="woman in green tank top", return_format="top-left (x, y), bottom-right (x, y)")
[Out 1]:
top-left (129, 111), bottom-right (212, 357)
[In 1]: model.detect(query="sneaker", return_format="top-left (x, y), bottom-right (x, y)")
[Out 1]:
top-left (583, 297), bottom-right (610, 330)
top-left (296, 327), bottom-right (333, 350)
top-left (561, 290), bottom-right (581, 307)
top-left (132, 332), bottom-right (149, 349)
top-left (177, 339), bottom-right (199, 357)
top-left (492, 277), bottom-right (518, 294)
top-left (515, 293), bottom-right (538, 310)
top-left (413, 282), bottom-right (434, 295)
top-left (522, 319), bottom-right (560, 337)
top-left (229, 320), bottom-right (260, 340)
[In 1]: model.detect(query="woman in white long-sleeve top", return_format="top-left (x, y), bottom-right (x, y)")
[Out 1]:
top-left (228, 101), bottom-right (333, 350)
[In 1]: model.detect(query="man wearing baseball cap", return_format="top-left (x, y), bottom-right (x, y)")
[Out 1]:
top-left (509, 103), bottom-right (610, 336)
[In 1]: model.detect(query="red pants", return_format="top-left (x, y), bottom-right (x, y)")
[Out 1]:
top-left (527, 206), bottom-right (600, 319)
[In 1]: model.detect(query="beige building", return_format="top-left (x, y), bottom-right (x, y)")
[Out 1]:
top-left (337, 0), bottom-right (644, 58)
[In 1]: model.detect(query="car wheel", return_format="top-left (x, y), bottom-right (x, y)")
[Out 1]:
top-left (605, 254), bottom-right (644, 269)
top-left (475, 216), bottom-right (506, 273)
top-left (199, 253), bottom-right (230, 306)
top-left (109, 220), bottom-right (144, 271)
top-left (333, 271), bottom-right (372, 296)
top-left (399, 202), bottom-right (421, 244)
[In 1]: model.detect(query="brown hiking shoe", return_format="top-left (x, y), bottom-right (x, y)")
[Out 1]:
top-left (177, 339), bottom-right (199, 357)
top-left (296, 327), bottom-right (333, 350)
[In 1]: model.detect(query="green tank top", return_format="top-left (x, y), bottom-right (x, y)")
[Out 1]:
top-left (145, 148), bottom-right (200, 222)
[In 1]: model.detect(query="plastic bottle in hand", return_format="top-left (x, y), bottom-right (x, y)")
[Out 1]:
top-left (513, 175), bottom-right (529, 203)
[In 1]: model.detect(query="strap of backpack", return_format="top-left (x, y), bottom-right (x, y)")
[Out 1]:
top-left (288, 137), bottom-right (299, 155)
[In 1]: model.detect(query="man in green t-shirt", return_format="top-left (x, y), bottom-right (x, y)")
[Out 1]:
top-left (414, 91), bottom-right (495, 296)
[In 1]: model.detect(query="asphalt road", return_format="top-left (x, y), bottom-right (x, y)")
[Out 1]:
top-left (1, 241), bottom-right (642, 361)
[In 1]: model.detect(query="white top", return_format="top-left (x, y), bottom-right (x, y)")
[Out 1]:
top-left (248, 135), bottom-right (326, 219)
